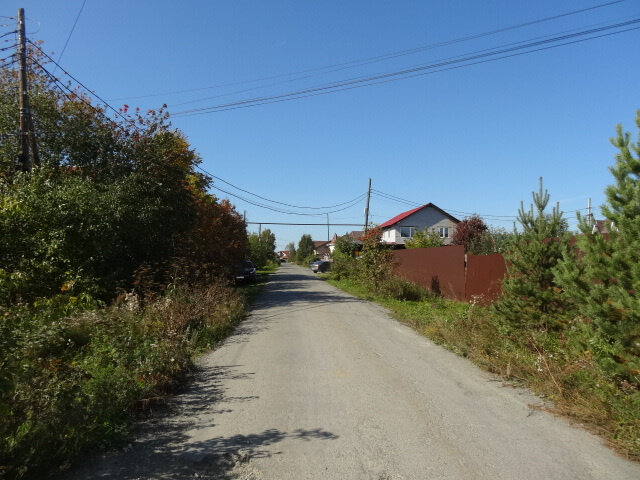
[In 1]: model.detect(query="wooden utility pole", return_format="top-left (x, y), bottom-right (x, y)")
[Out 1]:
top-left (364, 178), bottom-right (371, 233)
top-left (17, 8), bottom-right (38, 171)
top-left (587, 198), bottom-right (593, 226)
top-left (326, 213), bottom-right (330, 241)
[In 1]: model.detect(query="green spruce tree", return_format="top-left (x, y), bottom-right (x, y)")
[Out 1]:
top-left (554, 112), bottom-right (640, 360)
top-left (493, 178), bottom-right (570, 330)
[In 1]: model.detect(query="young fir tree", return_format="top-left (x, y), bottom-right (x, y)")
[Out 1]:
top-left (493, 178), bottom-right (570, 330)
top-left (554, 113), bottom-right (640, 359)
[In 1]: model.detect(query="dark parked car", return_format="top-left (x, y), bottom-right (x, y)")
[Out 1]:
top-left (235, 260), bottom-right (257, 283)
top-left (311, 260), bottom-right (331, 273)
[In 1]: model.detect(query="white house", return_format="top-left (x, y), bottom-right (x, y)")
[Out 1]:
top-left (379, 203), bottom-right (460, 246)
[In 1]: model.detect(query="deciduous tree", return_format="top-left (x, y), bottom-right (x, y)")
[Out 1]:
top-left (452, 215), bottom-right (488, 251)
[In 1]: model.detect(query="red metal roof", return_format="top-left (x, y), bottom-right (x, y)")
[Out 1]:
top-left (379, 203), bottom-right (460, 229)
top-left (379, 205), bottom-right (426, 228)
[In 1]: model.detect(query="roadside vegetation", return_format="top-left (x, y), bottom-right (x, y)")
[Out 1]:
top-left (0, 47), bottom-right (275, 479)
top-left (327, 112), bottom-right (640, 459)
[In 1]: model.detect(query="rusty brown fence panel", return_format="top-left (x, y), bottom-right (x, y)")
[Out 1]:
top-left (465, 253), bottom-right (506, 304)
top-left (392, 246), bottom-right (466, 301)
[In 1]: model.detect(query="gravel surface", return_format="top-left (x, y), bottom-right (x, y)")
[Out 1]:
top-left (64, 263), bottom-right (640, 479)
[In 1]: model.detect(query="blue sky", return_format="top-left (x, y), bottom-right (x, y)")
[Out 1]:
top-left (3, 1), bottom-right (640, 249)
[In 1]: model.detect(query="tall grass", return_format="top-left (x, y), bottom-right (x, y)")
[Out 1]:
top-left (0, 279), bottom-right (252, 479)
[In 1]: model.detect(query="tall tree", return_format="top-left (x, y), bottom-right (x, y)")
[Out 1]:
top-left (285, 242), bottom-right (296, 263)
top-left (297, 234), bottom-right (314, 263)
top-left (248, 229), bottom-right (276, 268)
top-left (554, 112), bottom-right (640, 360)
top-left (493, 178), bottom-right (570, 330)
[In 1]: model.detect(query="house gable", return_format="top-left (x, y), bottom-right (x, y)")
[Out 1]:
top-left (380, 203), bottom-right (460, 245)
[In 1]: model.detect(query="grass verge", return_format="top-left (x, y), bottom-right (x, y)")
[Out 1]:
top-left (326, 276), bottom-right (640, 460)
top-left (0, 268), bottom-right (277, 479)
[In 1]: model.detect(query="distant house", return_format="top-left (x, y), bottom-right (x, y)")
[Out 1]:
top-left (592, 219), bottom-right (617, 235)
top-left (379, 203), bottom-right (460, 246)
top-left (327, 231), bottom-right (364, 255)
top-left (313, 240), bottom-right (331, 260)
top-left (278, 251), bottom-right (290, 260)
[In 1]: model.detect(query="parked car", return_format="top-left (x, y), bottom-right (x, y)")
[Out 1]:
top-left (235, 260), bottom-right (257, 283)
top-left (311, 260), bottom-right (331, 273)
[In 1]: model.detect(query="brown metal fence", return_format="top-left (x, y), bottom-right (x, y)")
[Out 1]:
top-left (392, 246), bottom-right (466, 301)
top-left (392, 247), bottom-right (506, 304)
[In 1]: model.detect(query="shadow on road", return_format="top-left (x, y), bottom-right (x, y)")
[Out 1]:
top-left (62, 362), bottom-right (339, 480)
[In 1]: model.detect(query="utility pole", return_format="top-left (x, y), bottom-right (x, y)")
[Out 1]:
top-left (587, 198), bottom-right (593, 226)
top-left (17, 8), bottom-right (38, 171)
top-left (326, 213), bottom-right (330, 241)
top-left (364, 178), bottom-right (371, 233)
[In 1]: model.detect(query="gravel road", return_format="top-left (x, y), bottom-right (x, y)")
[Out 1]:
top-left (65, 263), bottom-right (640, 479)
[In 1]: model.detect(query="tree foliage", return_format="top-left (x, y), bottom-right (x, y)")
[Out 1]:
top-left (0, 51), bottom-right (247, 303)
top-left (333, 235), bottom-right (358, 257)
top-left (248, 229), bottom-right (276, 268)
top-left (285, 242), bottom-right (296, 263)
top-left (296, 234), bottom-right (314, 263)
top-left (493, 178), bottom-right (570, 330)
top-left (452, 215), bottom-right (488, 251)
top-left (467, 227), bottom-right (513, 255)
top-left (404, 228), bottom-right (443, 248)
top-left (554, 112), bottom-right (640, 366)
top-left (358, 227), bottom-right (393, 289)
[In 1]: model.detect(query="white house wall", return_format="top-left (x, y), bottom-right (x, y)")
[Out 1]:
top-left (382, 207), bottom-right (457, 245)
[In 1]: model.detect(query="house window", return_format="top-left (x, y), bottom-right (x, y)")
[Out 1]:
top-left (439, 227), bottom-right (449, 238)
top-left (400, 226), bottom-right (416, 238)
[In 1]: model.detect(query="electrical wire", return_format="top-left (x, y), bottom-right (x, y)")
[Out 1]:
top-left (30, 58), bottom-right (125, 135)
top-left (167, 14), bottom-right (637, 110)
top-left (0, 30), bottom-right (17, 40)
top-left (195, 164), bottom-right (368, 210)
top-left (371, 189), bottom-right (589, 224)
top-left (27, 39), bottom-right (142, 132)
top-left (209, 182), bottom-right (367, 216)
top-left (55, 0), bottom-right (86, 68)
top-left (371, 190), bottom-right (519, 220)
top-left (29, 55), bottom-right (369, 218)
top-left (0, 58), bottom-right (17, 69)
top-left (109, 0), bottom-right (625, 102)
top-left (0, 43), bottom-right (17, 52)
top-left (171, 19), bottom-right (640, 117)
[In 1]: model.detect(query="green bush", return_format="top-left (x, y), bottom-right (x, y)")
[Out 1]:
top-left (0, 167), bottom-right (193, 303)
top-left (0, 281), bottom-right (245, 479)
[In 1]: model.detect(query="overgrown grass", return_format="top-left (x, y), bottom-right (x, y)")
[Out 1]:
top-left (0, 269), bottom-right (276, 479)
top-left (327, 277), bottom-right (640, 460)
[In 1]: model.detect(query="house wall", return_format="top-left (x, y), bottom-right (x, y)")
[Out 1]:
top-left (382, 207), bottom-right (458, 245)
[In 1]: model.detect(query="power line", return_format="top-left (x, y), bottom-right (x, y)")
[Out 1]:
top-left (0, 30), bottom-right (17, 40)
top-left (55, 0), bottom-right (87, 68)
top-left (195, 164), bottom-right (367, 210)
top-left (165, 12), bottom-right (637, 110)
top-left (171, 19), bottom-right (640, 117)
top-left (371, 190), bottom-right (519, 220)
top-left (371, 189), bottom-right (590, 222)
top-left (27, 39), bottom-right (142, 131)
top-left (28, 50), bottom-right (370, 218)
top-left (209, 182), bottom-right (366, 216)
top-left (109, 0), bottom-right (625, 102)
top-left (246, 222), bottom-right (363, 226)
